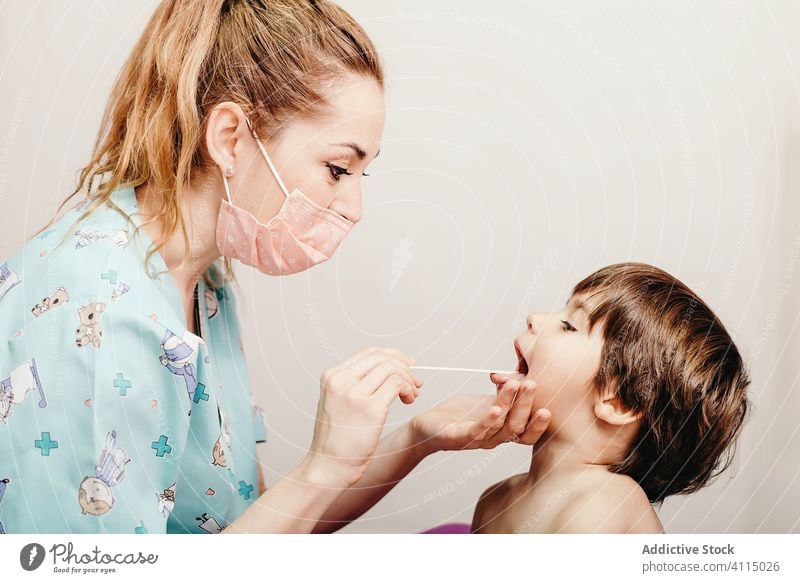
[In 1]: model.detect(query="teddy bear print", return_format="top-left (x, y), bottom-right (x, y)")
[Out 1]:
top-left (31, 286), bottom-right (69, 317)
top-left (75, 302), bottom-right (107, 348)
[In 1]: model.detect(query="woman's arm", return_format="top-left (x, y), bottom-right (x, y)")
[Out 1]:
top-left (311, 423), bottom-right (431, 533)
top-left (226, 419), bottom-right (428, 534)
top-left (257, 464), bottom-right (266, 496)
top-left (222, 456), bottom-right (351, 533)
top-left (313, 377), bottom-right (549, 533)
top-left (224, 346), bottom-right (423, 533)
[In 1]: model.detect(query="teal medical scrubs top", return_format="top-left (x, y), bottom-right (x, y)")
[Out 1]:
top-left (0, 185), bottom-right (268, 534)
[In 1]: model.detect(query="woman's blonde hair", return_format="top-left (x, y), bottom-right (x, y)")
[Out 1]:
top-left (38, 0), bottom-right (384, 289)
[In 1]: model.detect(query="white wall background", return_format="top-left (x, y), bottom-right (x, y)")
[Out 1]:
top-left (1, 0), bottom-right (798, 533)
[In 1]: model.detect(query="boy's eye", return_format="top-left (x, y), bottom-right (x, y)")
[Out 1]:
top-left (326, 163), bottom-right (353, 181)
top-left (561, 320), bottom-right (577, 332)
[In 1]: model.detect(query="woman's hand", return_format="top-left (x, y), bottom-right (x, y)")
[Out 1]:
top-left (409, 374), bottom-right (550, 454)
top-left (304, 346), bottom-right (423, 489)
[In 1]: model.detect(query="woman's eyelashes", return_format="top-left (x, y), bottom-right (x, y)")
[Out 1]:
top-left (326, 162), bottom-right (352, 181)
top-left (325, 162), bottom-right (370, 181)
top-left (560, 319), bottom-right (577, 332)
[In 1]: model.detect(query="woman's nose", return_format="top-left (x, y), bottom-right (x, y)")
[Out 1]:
top-left (331, 187), bottom-right (362, 223)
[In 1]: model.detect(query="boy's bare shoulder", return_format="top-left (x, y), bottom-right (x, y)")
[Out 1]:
top-left (471, 474), bottom-right (526, 532)
top-left (550, 472), bottom-right (665, 534)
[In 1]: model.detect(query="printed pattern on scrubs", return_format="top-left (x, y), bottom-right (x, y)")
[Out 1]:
top-left (0, 185), bottom-right (268, 534)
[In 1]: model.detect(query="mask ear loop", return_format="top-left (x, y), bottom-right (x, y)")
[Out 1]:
top-left (246, 116), bottom-right (291, 200)
top-left (221, 170), bottom-right (234, 204)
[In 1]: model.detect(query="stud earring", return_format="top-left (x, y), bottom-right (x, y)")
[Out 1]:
top-left (225, 165), bottom-right (235, 177)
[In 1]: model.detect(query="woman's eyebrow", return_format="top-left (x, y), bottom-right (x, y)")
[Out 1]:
top-left (329, 141), bottom-right (380, 160)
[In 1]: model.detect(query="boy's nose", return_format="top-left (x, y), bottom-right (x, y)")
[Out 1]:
top-left (526, 313), bottom-right (539, 334)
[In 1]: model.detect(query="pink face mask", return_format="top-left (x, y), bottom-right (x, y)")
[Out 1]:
top-left (215, 119), bottom-right (355, 276)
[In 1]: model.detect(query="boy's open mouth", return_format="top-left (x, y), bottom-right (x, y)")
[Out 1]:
top-left (514, 339), bottom-right (529, 375)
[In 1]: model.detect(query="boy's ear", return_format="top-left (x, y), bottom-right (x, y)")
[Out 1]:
top-left (593, 384), bottom-right (643, 426)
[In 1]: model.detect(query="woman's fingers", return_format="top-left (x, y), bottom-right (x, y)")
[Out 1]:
top-left (468, 404), bottom-right (504, 442)
top-left (352, 351), bottom-right (420, 385)
top-left (489, 372), bottom-right (526, 387)
top-left (515, 408), bottom-right (551, 445)
top-left (326, 350), bottom-right (422, 403)
top-left (355, 359), bottom-right (420, 402)
top-left (474, 383), bottom-right (519, 440)
top-left (326, 347), bottom-right (415, 378)
top-left (503, 380), bottom-right (537, 436)
top-left (374, 371), bottom-right (419, 407)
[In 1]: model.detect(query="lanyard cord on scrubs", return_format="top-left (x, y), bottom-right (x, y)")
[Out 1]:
top-left (192, 283), bottom-right (202, 339)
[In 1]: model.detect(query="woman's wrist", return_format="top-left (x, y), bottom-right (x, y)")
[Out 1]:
top-left (223, 457), bottom-right (352, 533)
top-left (298, 453), bottom-right (364, 491)
top-left (406, 416), bottom-right (440, 458)
top-left (301, 424), bottom-right (435, 490)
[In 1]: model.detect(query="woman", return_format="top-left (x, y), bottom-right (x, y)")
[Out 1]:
top-left (0, 0), bottom-right (549, 534)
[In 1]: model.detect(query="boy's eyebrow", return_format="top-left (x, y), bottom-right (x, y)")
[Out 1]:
top-left (566, 297), bottom-right (592, 315)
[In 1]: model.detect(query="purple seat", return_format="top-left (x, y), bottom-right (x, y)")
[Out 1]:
top-left (419, 522), bottom-right (472, 534)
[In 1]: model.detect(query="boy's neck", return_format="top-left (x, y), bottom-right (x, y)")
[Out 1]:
top-left (526, 432), bottom-right (616, 486)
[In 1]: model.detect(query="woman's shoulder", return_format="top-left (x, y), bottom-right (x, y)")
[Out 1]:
top-left (0, 196), bottom-right (158, 337)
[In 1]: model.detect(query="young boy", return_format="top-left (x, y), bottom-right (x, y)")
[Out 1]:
top-left (471, 262), bottom-right (750, 534)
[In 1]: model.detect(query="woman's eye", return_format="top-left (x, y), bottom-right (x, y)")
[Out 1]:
top-left (561, 320), bottom-right (577, 332)
top-left (326, 163), bottom-right (353, 181)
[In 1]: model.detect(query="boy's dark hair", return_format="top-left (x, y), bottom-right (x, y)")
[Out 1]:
top-left (572, 262), bottom-right (751, 505)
